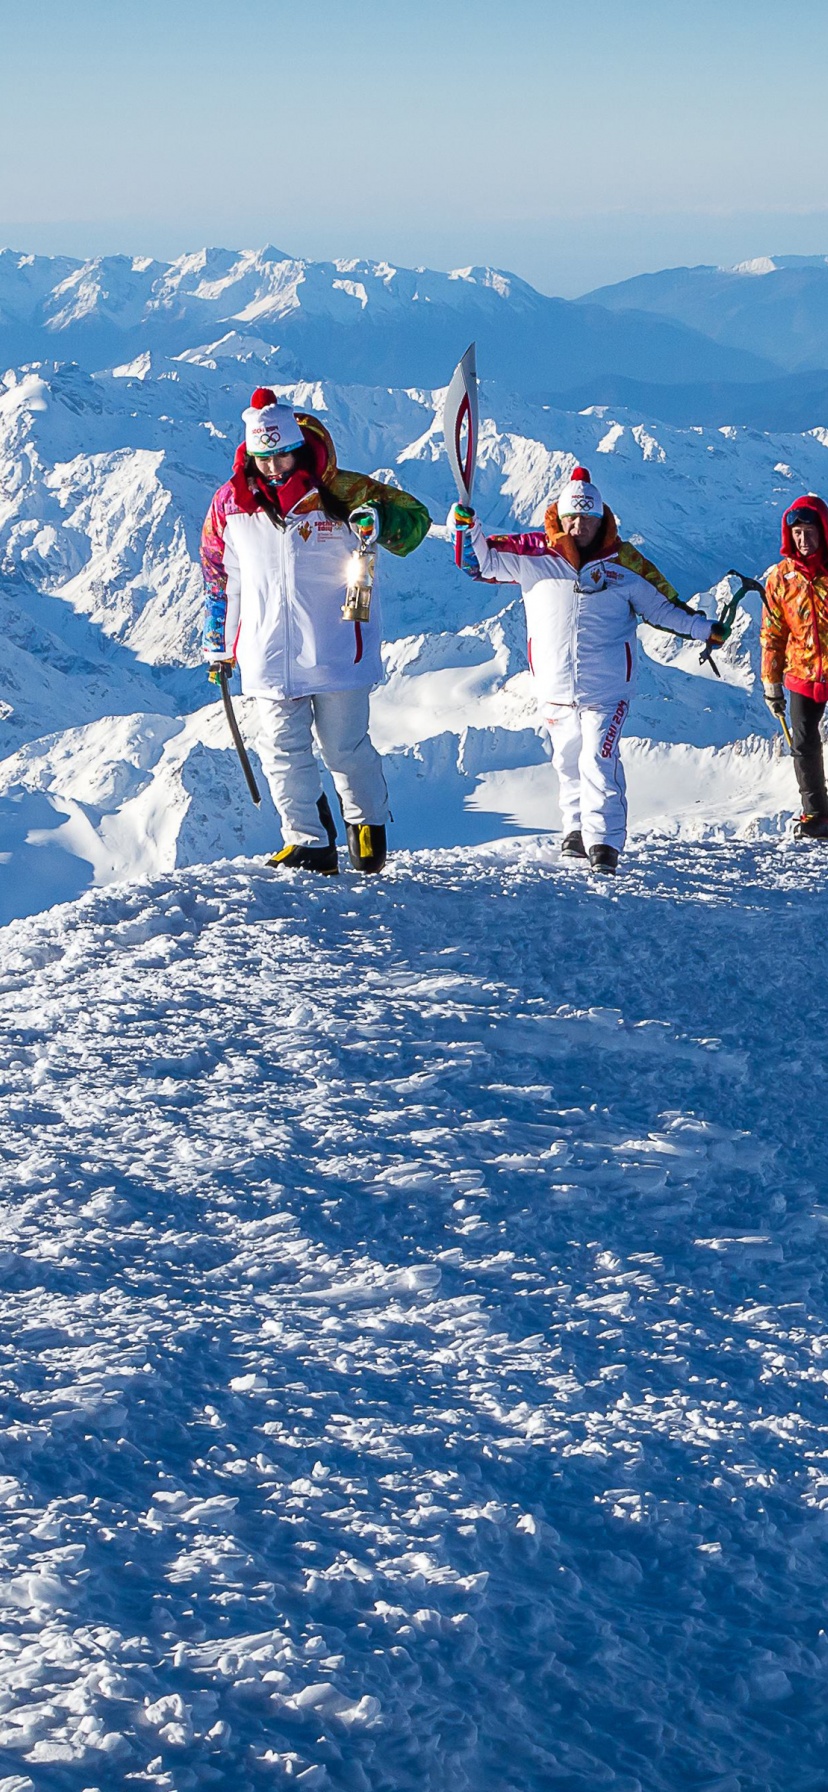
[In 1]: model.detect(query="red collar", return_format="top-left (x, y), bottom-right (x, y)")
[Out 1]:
top-left (791, 549), bottom-right (828, 581)
top-left (228, 441), bottom-right (322, 517)
top-left (251, 466), bottom-right (316, 516)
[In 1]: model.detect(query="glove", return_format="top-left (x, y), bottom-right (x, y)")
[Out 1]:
top-left (763, 682), bottom-right (786, 716)
top-left (451, 503), bottom-right (475, 530)
top-left (208, 657), bottom-right (235, 686)
top-left (707, 619), bottom-right (731, 647)
top-left (349, 505), bottom-right (380, 547)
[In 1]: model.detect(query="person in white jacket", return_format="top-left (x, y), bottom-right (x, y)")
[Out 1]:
top-left (453, 467), bottom-right (725, 873)
top-left (202, 389), bottom-right (430, 874)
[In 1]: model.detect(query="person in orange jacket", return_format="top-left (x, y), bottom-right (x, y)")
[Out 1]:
top-left (762, 492), bottom-right (828, 840)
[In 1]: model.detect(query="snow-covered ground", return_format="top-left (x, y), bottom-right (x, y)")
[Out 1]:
top-left (0, 839), bottom-right (826, 1790)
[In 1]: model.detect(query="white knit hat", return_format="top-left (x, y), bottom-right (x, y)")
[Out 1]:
top-left (557, 464), bottom-right (603, 518)
top-left (243, 387), bottom-right (305, 457)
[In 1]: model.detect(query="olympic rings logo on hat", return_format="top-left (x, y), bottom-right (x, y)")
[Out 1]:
top-left (253, 423), bottom-right (283, 447)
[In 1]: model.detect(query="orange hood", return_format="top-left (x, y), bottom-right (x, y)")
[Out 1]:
top-left (544, 501), bottom-right (619, 568)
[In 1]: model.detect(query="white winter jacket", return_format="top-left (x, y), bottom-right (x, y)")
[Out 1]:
top-left (203, 482), bottom-right (382, 700)
top-left (466, 515), bottom-right (711, 708)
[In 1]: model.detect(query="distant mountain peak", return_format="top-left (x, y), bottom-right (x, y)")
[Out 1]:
top-left (730, 257), bottom-right (779, 276)
top-left (729, 254), bottom-right (828, 276)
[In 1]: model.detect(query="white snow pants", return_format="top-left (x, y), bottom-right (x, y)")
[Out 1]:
top-left (541, 699), bottom-right (630, 852)
top-left (256, 690), bottom-right (390, 846)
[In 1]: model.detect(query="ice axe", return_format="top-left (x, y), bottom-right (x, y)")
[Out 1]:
top-left (698, 569), bottom-right (758, 678)
top-left (216, 663), bottom-right (262, 806)
top-left (442, 342), bottom-right (478, 565)
top-left (715, 568), bottom-right (793, 750)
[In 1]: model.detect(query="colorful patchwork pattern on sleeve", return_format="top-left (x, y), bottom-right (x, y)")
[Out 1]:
top-left (487, 532), bottom-right (548, 557)
top-left (616, 540), bottom-right (688, 611)
top-left (457, 527), bottom-right (484, 580)
top-left (201, 482), bottom-right (234, 656)
top-left (329, 468), bottom-right (431, 557)
top-left (456, 529), bottom-right (547, 583)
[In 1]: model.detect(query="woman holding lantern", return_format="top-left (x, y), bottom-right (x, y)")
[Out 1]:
top-left (201, 387), bottom-right (430, 874)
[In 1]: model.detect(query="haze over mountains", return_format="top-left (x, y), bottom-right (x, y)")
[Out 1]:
top-left (583, 254), bottom-right (828, 428)
top-left (586, 254), bottom-right (828, 370)
top-left (2, 240), bottom-right (828, 922)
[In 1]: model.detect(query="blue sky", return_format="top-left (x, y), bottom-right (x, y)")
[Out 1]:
top-left (4, 0), bottom-right (828, 293)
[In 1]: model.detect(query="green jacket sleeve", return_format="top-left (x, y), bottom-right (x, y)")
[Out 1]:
top-left (328, 468), bottom-right (432, 557)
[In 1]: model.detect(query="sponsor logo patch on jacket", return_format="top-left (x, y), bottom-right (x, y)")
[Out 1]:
top-left (576, 562), bottom-right (608, 593)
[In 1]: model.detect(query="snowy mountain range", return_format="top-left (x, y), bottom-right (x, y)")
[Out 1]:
top-left (1, 243), bottom-right (827, 925)
top-left (0, 247), bottom-right (782, 390)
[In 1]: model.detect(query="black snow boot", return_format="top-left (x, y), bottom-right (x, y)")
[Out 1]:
top-left (794, 812), bottom-right (828, 840)
top-left (267, 793), bottom-right (339, 874)
top-left (561, 829), bottom-right (588, 860)
top-left (589, 844), bottom-right (619, 876)
top-left (346, 823), bottom-right (387, 874)
top-left (267, 841), bottom-right (339, 875)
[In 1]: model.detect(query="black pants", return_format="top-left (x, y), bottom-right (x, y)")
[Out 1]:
top-left (789, 691), bottom-right (828, 816)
